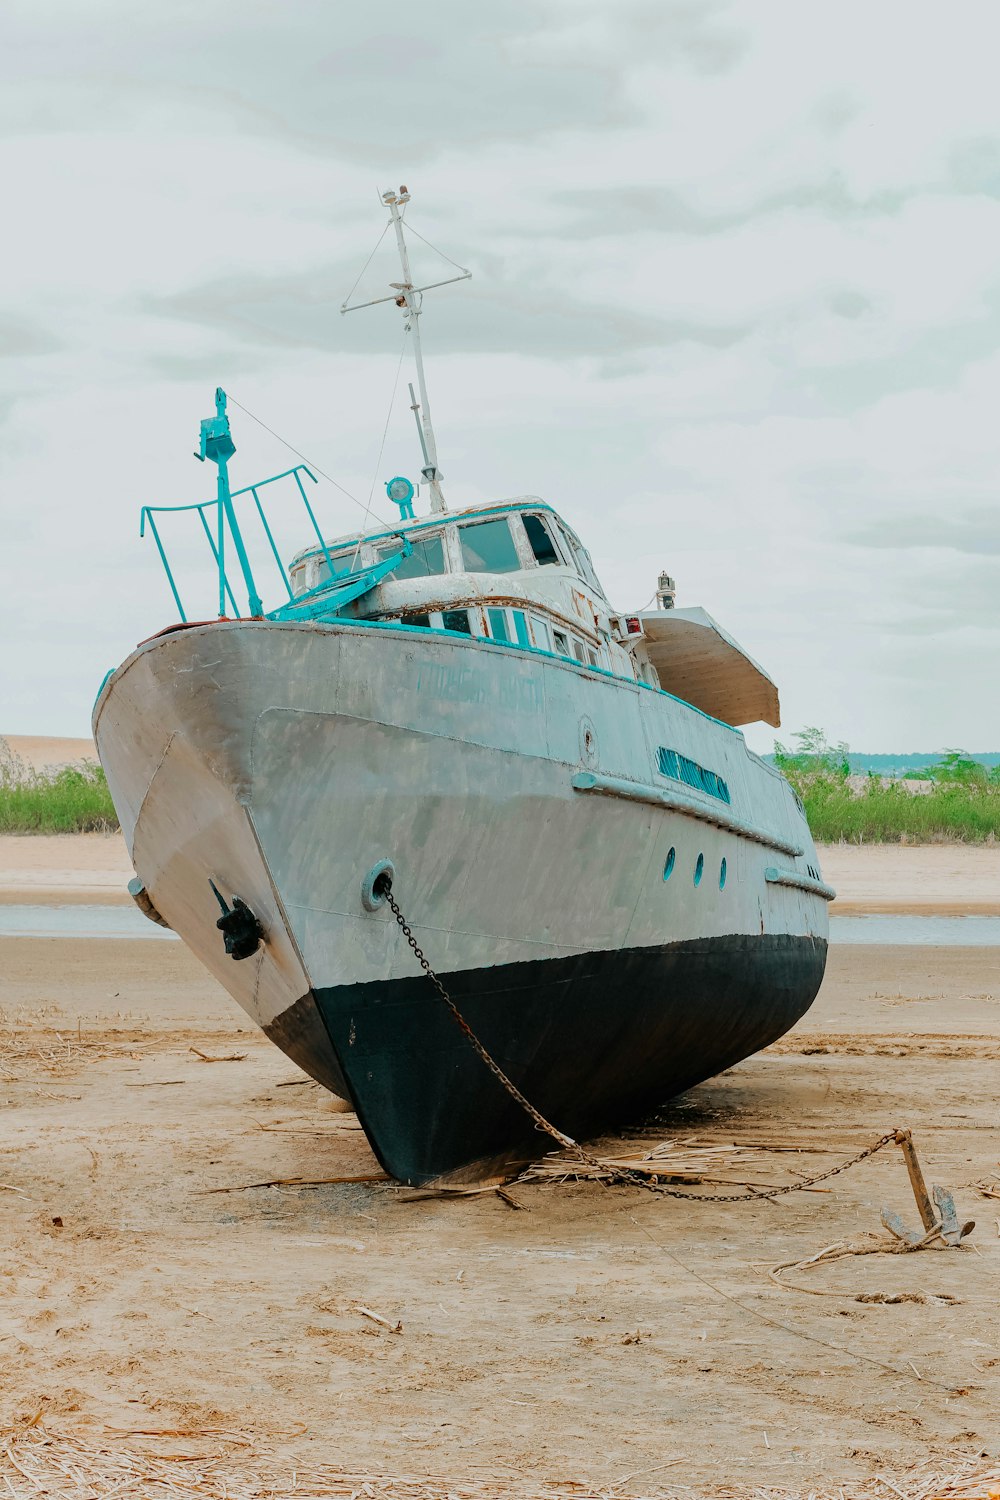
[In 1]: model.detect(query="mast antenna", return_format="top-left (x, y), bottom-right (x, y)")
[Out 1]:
top-left (341, 186), bottom-right (471, 514)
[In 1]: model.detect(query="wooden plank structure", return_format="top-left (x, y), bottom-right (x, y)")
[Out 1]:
top-left (639, 607), bottom-right (781, 728)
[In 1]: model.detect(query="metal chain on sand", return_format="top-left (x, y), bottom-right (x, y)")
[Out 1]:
top-left (378, 878), bottom-right (900, 1200)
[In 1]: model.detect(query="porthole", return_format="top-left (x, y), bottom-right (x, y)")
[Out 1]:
top-left (719, 857), bottom-right (727, 890)
top-left (663, 847), bottom-right (676, 882)
top-left (694, 853), bottom-right (704, 887)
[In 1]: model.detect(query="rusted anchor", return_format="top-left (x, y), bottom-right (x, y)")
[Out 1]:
top-left (881, 1128), bottom-right (975, 1248)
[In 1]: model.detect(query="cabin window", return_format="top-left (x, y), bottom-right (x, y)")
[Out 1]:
top-left (442, 609), bottom-right (472, 635)
top-left (512, 610), bottom-right (530, 647)
top-left (572, 639), bottom-right (587, 664)
top-left (317, 548), bottom-right (360, 584)
top-left (458, 517), bottom-right (521, 574)
top-left (523, 514), bottom-right (560, 567)
top-left (529, 614), bottom-right (551, 650)
top-left (487, 607), bottom-right (510, 643)
top-left (377, 532), bottom-right (445, 581)
top-left (403, 612), bottom-right (431, 628)
top-left (587, 647), bottom-right (599, 668)
top-left (552, 629), bottom-right (570, 657)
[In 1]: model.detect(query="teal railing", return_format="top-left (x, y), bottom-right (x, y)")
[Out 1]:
top-left (138, 389), bottom-right (408, 624)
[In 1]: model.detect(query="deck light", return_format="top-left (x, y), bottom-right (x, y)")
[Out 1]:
top-left (386, 475), bottom-right (416, 520)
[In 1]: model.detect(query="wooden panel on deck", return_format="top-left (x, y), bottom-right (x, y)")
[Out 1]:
top-left (639, 607), bottom-right (780, 728)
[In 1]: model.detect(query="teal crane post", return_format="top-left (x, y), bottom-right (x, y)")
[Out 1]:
top-left (196, 388), bottom-right (264, 618)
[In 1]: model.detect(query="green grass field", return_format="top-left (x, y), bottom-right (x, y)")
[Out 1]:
top-left (798, 776), bottom-right (1000, 844)
top-left (777, 730), bottom-right (1000, 844)
top-left (2, 727), bottom-right (998, 843)
top-left (0, 743), bottom-right (119, 834)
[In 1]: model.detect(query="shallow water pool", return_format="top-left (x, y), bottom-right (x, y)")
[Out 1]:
top-left (1, 905), bottom-right (998, 947)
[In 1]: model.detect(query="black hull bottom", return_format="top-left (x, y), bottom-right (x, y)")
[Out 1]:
top-left (310, 933), bottom-right (828, 1185)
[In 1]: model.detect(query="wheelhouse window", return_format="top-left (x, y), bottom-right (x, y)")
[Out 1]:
top-left (377, 532), bottom-right (446, 581)
top-left (555, 522), bottom-right (604, 596)
top-left (316, 548), bottom-right (360, 584)
top-left (523, 514), bottom-right (560, 566)
top-left (458, 517), bottom-right (521, 574)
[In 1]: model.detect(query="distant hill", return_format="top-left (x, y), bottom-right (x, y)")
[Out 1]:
top-left (763, 750), bottom-right (1000, 773)
top-left (845, 753), bottom-right (1000, 774)
top-left (1, 735), bottom-right (97, 771)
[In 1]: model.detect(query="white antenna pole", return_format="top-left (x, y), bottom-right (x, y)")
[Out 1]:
top-left (383, 187), bottom-right (447, 513)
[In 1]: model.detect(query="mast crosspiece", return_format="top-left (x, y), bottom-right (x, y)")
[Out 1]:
top-left (341, 186), bottom-right (471, 516)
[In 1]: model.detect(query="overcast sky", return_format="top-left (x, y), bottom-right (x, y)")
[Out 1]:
top-left (3, 0), bottom-right (1000, 754)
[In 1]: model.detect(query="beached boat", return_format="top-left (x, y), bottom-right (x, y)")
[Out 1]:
top-left (93, 188), bottom-right (832, 1184)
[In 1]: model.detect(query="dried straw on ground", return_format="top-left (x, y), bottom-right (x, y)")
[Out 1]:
top-left (516, 1136), bottom-right (773, 1189)
top-left (3, 1425), bottom-right (999, 1500)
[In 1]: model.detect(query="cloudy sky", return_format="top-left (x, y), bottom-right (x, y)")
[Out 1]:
top-left (3, 0), bottom-right (1000, 755)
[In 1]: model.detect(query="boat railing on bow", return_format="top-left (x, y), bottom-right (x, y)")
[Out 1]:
top-left (138, 387), bottom-right (407, 625)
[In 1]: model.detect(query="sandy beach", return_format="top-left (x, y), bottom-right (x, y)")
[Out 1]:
top-left (2, 837), bottom-right (999, 1496)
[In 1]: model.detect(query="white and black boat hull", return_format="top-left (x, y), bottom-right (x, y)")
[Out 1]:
top-left (94, 619), bottom-right (830, 1183)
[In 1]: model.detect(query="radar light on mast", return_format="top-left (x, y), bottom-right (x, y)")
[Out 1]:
top-left (341, 185), bottom-right (471, 515)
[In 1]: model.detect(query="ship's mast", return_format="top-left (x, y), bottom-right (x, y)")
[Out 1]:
top-left (384, 188), bottom-right (445, 513)
top-left (341, 185), bottom-right (470, 516)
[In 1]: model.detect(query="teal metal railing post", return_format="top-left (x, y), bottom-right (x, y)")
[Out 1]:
top-left (195, 387), bottom-right (265, 618)
top-left (196, 506), bottom-right (241, 617)
top-left (140, 508), bottom-right (187, 622)
top-left (251, 486), bottom-right (294, 601)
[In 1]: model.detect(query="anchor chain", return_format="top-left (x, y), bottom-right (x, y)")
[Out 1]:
top-left (377, 879), bottom-right (574, 1149)
top-left (377, 876), bottom-right (900, 1201)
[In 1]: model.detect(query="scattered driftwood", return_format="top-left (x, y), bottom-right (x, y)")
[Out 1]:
top-left (398, 1182), bottom-right (514, 1204)
top-left (251, 1119), bottom-right (363, 1135)
top-left (124, 1080), bottom-right (186, 1087)
top-left (199, 1173), bottom-right (388, 1194)
top-left (189, 1047), bottom-right (247, 1063)
top-left (357, 1305), bottom-right (403, 1334)
top-left (5, 1422), bottom-right (1000, 1500)
top-left (495, 1185), bottom-right (528, 1211)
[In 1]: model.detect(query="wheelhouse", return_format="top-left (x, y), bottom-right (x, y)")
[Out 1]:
top-left (287, 498), bottom-right (654, 683)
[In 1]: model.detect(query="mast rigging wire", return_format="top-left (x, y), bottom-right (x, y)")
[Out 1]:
top-left (339, 221), bottom-right (391, 311)
top-left (228, 395), bottom-right (391, 529)
top-left (351, 332), bottom-right (410, 568)
top-left (402, 219), bottom-right (471, 277)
